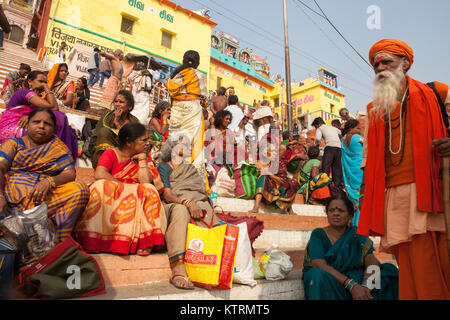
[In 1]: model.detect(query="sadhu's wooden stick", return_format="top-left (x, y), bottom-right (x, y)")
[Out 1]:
top-left (443, 157), bottom-right (450, 264)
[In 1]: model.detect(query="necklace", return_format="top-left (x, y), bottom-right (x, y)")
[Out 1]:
top-left (387, 87), bottom-right (408, 155)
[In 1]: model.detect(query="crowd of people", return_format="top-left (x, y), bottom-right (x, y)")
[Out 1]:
top-left (0, 38), bottom-right (449, 300)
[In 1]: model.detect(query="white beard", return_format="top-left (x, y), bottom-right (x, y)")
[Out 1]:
top-left (372, 63), bottom-right (405, 116)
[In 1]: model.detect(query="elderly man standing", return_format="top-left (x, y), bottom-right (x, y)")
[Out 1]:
top-left (358, 39), bottom-right (450, 300)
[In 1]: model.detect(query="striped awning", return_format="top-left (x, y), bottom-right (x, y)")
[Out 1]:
top-left (320, 111), bottom-right (339, 121)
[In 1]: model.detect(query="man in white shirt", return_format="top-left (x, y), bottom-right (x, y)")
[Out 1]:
top-left (312, 116), bottom-right (343, 188)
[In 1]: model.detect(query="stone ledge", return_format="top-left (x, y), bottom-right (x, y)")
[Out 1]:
top-left (77, 269), bottom-right (305, 300)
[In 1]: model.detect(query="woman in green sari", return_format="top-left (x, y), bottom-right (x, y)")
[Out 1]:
top-left (302, 194), bottom-right (399, 300)
top-left (89, 90), bottom-right (140, 167)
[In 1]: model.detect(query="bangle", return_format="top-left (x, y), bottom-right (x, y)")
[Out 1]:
top-left (345, 279), bottom-right (357, 292)
top-left (163, 120), bottom-right (167, 125)
top-left (46, 176), bottom-right (56, 189)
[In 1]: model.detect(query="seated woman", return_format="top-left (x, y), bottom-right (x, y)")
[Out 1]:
top-left (1, 63), bottom-right (31, 104)
top-left (147, 101), bottom-right (171, 142)
top-left (74, 123), bottom-right (166, 256)
top-left (47, 63), bottom-right (75, 108)
top-left (88, 90), bottom-right (140, 168)
top-left (157, 133), bottom-right (221, 290)
top-left (205, 109), bottom-right (233, 183)
top-left (0, 108), bottom-right (89, 245)
top-left (298, 146), bottom-right (332, 205)
top-left (341, 119), bottom-right (363, 227)
top-left (249, 139), bottom-right (299, 215)
top-left (0, 70), bottom-right (78, 161)
top-left (302, 194), bottom-right (399, 300)
top-left (74, 77), bottom-right (91, 111)
top-left (281, 130), bottom-right (308, 174)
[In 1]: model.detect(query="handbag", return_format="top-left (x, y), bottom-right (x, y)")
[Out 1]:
top-left (184, 211), bottom-right (239, 290)
top-left (16, 235), bottom-right (106, 299)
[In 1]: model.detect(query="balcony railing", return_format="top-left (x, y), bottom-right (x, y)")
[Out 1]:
top-left (8, 0), bottom-right (33, 13)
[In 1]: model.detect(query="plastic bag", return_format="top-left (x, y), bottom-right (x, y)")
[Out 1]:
top-left (185, 222), bottom-right (239, 290)
top-left (260, 244), bottom-right (293, 281)
top-left (252, 257), bottom-right (265, 280)
top-left (0, 203), bottom-right (58, 261)
top-left (215, 167), bottom-right (236, 198)
top-left (233, 222), bottom-right (257, 287)
top-left (20, 203), bottom-right (58, 259)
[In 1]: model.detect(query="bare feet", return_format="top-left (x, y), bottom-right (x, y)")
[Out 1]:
top-left (248, 207), bottom-right (259, 214)
top-left (288, 207), bottom-right (295, 215)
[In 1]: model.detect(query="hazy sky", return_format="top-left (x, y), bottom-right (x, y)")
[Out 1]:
top-left (180, 0), bottom-right (450, 115)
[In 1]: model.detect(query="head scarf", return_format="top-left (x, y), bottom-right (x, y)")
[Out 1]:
top-left (47, 63), bottom-right (63, 89)
top-left (225, 104), bottom-right (244, 132)
top-left (45, 63), bottom-right (75, 108)
top-left (368, 39), bottom-right (414, 70)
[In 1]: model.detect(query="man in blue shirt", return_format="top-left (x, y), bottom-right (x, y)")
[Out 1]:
top-left (87, 47), bottom-right (101, 87)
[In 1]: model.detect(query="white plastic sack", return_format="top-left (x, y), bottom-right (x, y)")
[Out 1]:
top-left (215, 167), bottom-right (236, 198)
top-left (233, 222), bottom-right (257, 286)
top-left (262, 244), bottom-right (293, 281)
top-left (66, 113), bottom-right (86, 133)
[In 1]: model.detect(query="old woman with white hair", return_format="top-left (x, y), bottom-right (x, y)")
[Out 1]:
top-left (157, 133), bottom-right (220, 290)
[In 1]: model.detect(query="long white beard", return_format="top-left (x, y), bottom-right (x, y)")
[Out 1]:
top-left (372, 64), bottom-right (405, 116)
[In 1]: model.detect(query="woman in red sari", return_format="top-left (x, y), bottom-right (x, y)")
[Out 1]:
top-left (74, 123), bottom-right (167, 255)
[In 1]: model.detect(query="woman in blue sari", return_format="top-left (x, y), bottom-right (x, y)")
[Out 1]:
top-left (302, 194), bottom-right (398, 300)
top-left (0, 108), bottom-right (89, 243)
top-left (341, 119), bottom-right (363, 226)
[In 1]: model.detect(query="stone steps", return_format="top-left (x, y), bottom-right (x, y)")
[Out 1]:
top-left (71, 167), bottom-right (395, 299)
top-left (78, 269), bottom-right (304, 300)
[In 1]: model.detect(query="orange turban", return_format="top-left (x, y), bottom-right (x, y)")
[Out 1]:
top-left (368, 39), bottom-right (414, 70)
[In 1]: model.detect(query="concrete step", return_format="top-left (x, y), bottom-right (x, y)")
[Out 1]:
top-left (78, 269), bottom-right (304, 300)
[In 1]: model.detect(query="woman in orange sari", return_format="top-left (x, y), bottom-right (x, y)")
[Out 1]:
top-left (74, 123), bottom-right (167, 255)
top-left (47, 63), bottom-right (75, 108)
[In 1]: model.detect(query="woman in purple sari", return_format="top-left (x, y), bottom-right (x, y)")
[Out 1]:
top-left (0, 70), bottom-right (78, 160)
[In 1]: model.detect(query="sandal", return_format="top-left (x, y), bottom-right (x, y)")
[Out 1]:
top-left (170, 274), bottom-right (195, 290)
top-left (137, 248), bottom-right (151, 256)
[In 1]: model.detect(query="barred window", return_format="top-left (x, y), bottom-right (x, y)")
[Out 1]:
top-left (121, 16), bottom-right (134, 34)
top-left (161, 31), bottom-right (172, 49)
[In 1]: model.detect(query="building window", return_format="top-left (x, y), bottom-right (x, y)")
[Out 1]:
top-left (217, 77), bottom-right (222, 89)
top-left (121, 16), bottom-right (134, 34)
top-left (6, 25), bottom-right (25, 44)
top-left (274, 97), bottom-right (280, 108)
top-left (161, 31), bottom-right (172, 49)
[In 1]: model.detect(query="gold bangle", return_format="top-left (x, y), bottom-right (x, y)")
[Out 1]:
top-left (46, 176), bottom-right (56, 189)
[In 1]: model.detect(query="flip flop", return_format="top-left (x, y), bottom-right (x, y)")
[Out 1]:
top-left (170, 274), bottom-right (195, 290)
top-left (137, 248), bottom-right (151, 256)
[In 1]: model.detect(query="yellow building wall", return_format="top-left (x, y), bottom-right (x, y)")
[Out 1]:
top-left (208, 60), bottom-right (272, 107)
top-left (270, 78), bottom-right (346, 125)
top-left (44, 0), bottom-right (214, 76)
